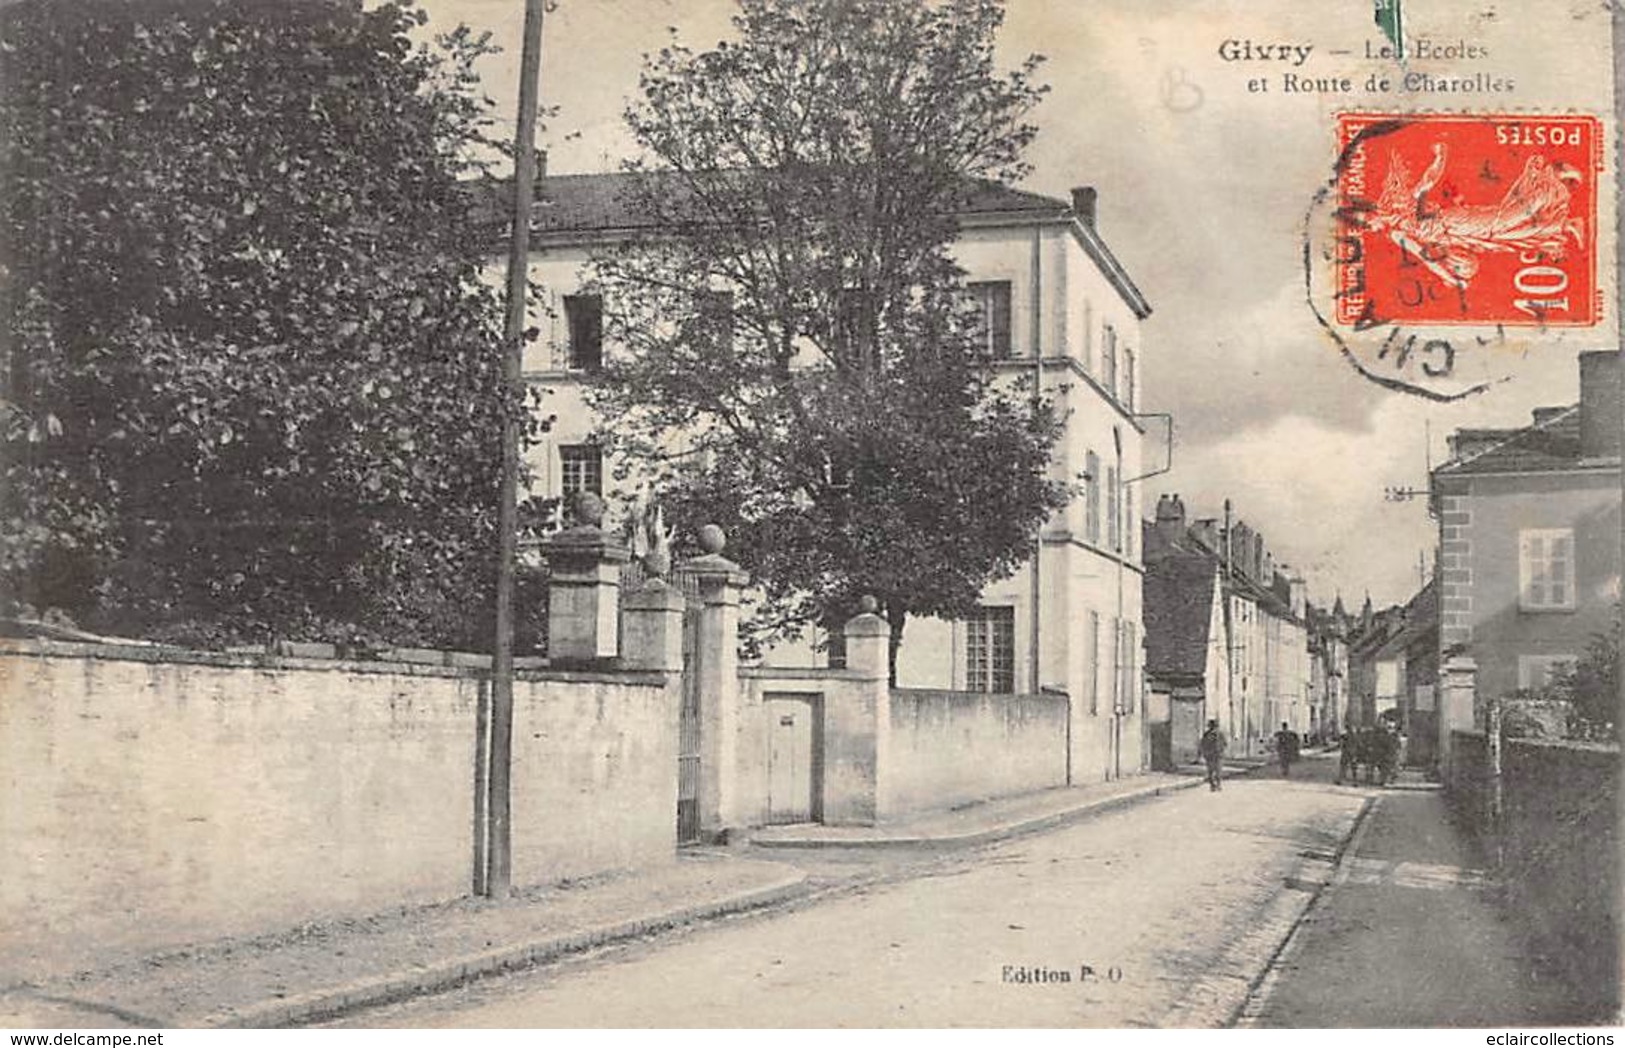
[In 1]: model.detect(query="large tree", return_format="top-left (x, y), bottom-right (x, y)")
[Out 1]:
top-left (0, 0), bottom-right (535, 648)
top-left (586, 0), bottom-right (1067, 677)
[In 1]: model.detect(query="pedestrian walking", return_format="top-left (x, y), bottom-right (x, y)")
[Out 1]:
top-left (1198, 719), bottom-right (1226, 792)
top-left (1335, 727), bottom-right (1361, 785)
top-left (1274, 721), bottom-right (1300, 778)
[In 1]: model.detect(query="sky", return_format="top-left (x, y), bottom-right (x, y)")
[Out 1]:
top-left (420, 0), bottom-right (1619, 608)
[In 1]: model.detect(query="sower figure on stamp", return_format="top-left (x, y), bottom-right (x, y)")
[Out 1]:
top-left (1198, 719), bottom-right (1226, 792)
top-left (1274, 721), bottom-right (1300, 779)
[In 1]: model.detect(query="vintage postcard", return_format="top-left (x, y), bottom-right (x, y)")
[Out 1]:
top-left (0, 0), bottom-right (1619, 1034)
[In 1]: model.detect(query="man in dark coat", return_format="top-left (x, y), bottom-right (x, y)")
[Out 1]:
top-left (1274, 721), bottom-right (1301, 778)
top-left (1198, 719), bottom-right (1226, 792)
top-left (1335, 727), bottom-right (1362, 785)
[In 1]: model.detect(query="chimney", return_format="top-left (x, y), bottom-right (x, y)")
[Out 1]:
top-left (1154, 493), bottom-right (1186, 545)
top-left (1071, 186), bottom-right (1097, 227)
top-left (1579, 350), bottom-right (1622, 458)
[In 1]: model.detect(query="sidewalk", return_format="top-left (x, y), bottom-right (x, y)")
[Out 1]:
top-left (1238, 775), bottom-right (1607, 1027)
top-left (2, 767), bottom-right (1234, 1029)
top-left (752, 769), bottom-right (1229, 848)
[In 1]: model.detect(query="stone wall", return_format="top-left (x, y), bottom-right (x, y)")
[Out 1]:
top-left (0, 639), bottom-right (672, 979)
top-left (1500, 737), bottom-right (1620, 1017)
top-left (887, 689), bottom-right (1069, 815)
top-left (1446, 730), bottom-right (1620, 1019)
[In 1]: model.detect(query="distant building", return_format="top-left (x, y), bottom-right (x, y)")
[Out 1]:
top-left (1430, 350), bottom-right (1623, 722)
top-left (1143, 494), bottom-right (1313, 759)
top-left (1143, 498), bottom-right (1229, 766)
top-left (1345, 582), bottom-right (1439, 766)
top-left (1305, 598), bottom-right (1351, 741)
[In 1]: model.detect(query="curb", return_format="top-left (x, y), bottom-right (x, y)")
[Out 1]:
top-left (1160, 791), bottom-right (1378, 1029)
top-left (752, 774), bottom-right (1232, 852)
top-left (195, 871), bottom-right (810, 1028)
top-left (1231, 793), bottom-right (1379, 1028)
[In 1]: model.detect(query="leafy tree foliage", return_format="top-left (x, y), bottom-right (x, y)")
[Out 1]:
top-left (1554, 608), bottom-right (1621, 740)
top-left (586, 0), bottom-right (1067, 675)
top-left (0, 0), bottom-right (533, 648)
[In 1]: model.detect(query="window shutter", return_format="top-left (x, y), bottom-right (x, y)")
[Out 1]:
top-left (992, 283), bottom-right (1012, 358)
top-left (547, 289), bottom-right (561, 370)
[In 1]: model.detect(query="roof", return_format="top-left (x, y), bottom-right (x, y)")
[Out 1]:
top-left (1434, 405), bottom-right (1585, 476)
top-left (474, 171), bottom-right (1071, 235)
top-left (1351, 580), bottom-right (1437, 659)
top-left (1144, 554), bottom-right (1219, 680)
top-left (471, 170), bottom-right (1150, 318)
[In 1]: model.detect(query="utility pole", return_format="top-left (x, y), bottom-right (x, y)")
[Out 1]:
top-left (1223, 497), bottom-right (1238, 755)
top-left (489, 0), bottom-right (547, 900)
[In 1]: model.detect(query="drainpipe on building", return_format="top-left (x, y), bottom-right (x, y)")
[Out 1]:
top-left (1028, 227), bottom-right (1043, 701)
top-left (1113, 427), bottom-right (1124, 780)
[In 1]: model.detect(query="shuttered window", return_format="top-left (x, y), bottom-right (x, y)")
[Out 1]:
top-left (1518, 529), bottom-right (1575, 610)
top-left (968, 281), bottom-right (1013, 358)
top-left (1085, 451), bottom-right (1102, 544)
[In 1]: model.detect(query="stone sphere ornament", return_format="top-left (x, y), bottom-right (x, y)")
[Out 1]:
top-left (859, 594), bottom-right (879, 614)
top-left (644, 548), bottom-right (671, 579)
top-left (697, 524), bottom-right (727, 555)
top-left (570, 490), bottom-right (606, 528)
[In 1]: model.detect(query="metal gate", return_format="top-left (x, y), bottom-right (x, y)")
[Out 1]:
top-left (675, 570), bottom-right (703, 844)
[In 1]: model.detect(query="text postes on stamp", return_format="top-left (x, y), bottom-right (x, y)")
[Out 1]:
top-left (1335, 113), bottom-right (1602, 330)
top-left (1305, 111), bottom-right (1610, 401)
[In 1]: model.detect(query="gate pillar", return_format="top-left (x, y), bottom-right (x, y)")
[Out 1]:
top-left (1438, 655), bottom-right (1478, 790)
top-left (678, 525), bottom-right (749, 842)
top-left (822, 597), bottom-right (890, 825)
top-left (542, 492), bottom-right (630, 662)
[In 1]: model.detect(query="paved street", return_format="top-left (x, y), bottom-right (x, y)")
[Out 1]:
top-left (331, 761), bottom-right (1365, 1027)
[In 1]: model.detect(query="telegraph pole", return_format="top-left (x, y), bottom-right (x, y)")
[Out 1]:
top-left (489, 0), bottom-right (547, 900)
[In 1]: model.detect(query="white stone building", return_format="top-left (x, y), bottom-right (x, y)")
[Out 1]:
top-left (500, 172), bottom-right (1153, 786)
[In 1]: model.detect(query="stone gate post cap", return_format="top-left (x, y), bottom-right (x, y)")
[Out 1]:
top-left (697, 524), bottom-right (727, 555)
top-left (845, 595), bottom-right (889, 638)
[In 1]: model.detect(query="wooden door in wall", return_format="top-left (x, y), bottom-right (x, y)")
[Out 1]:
top-left (764, 693), bottom-right (822, 825)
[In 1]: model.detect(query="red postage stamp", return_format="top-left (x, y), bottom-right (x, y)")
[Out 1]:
top-left (1334, 113), bottom-right (1603, 328)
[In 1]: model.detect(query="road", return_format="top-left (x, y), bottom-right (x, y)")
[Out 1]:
top-left (333, 755), bottom-right (1367, 1028)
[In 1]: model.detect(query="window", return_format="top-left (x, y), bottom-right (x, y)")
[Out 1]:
top-left (1519, 529), bottom-right (1575, 610)
top-left (564, 294), bottom-right (603, 371)
top-left (1085, 451), bottom-right (1101, 544)
top-left (1517, 654), bottom-right (1575, 691)
top-left (1102, 324), bottom-right (1118, 398)
top-left (559, 444), bottom-right (602, 496)
top-left (1123, 347), bottom-right (1136, 411)
top-left (1086, 610), bottom-right (1100, 715)
top-left (965, 606), bottom-right (1015, 693)
top-left (1107, 465), bottom-right (1121, 551)
top-left (834, 287), bottom-right (876, 360)
top-left (968, 281), bottom-right (1013, 358)
top-left (692, 289), bottom-right (734, 353)
top-left (1118, 620), bottom-right (1138, 715)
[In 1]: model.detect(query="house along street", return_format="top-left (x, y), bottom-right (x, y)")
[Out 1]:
top-left (331, 759), bottom-right (1367, 1028)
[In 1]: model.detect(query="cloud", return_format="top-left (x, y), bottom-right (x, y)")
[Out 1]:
top-left (1156, 349), bottom-right (1588, 607)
